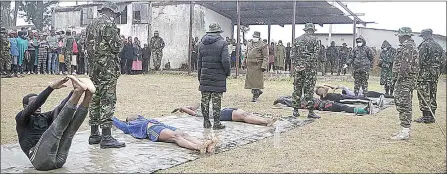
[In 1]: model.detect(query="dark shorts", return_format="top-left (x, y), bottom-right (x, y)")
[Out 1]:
top-left (220, 108), bottom-right (237, 121)
top-left (147, 121), bottom-right (177, 142)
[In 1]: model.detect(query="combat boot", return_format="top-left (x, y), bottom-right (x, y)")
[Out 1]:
top-left (414, 111), bottom-right (431, 123)
top-left (212, 115), bottom-right (226, 130)
top-left (385, 86), bottom-right (390, 96)
top-left (257, 90), bottom-right (263, 99)
top-left (307, 110), bottom-right (320, 119)
top-left (292, 108), bottom-right (300, 117)
top-left (100, 128), bottom-right (126, 149)
top-left (88, 125), bottom-right (101, 145)
top-left (203, 114), bottom-right (212, 129)
top-left (427, 110), bottom-right (436, 123)
top-left (390, 89), bottom-right (394, 96)
top-left (391, 128), bottom-right (410, 140)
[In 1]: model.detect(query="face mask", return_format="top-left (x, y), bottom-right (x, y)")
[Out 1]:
top-left (253, 38), bottom-right (260, 42)
top-left (357, 42), bottom-right (363, 47)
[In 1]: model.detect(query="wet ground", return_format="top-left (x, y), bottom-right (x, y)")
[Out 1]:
top-left (1, 115), bottom-right (312, 173)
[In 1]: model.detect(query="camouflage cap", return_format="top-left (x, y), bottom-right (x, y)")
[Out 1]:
top-left (395, 27), bottom-right (414, 37)
top-left (207, 22), bottom-right (223, 33)
top-left (154, 30), bottom-right (159, 34)
top-left (98, 2), bottom-right (121, 14)
top-left (303, 23), bottom-right (317, 31)
top-left (419, 28), bottom-right (433, 37)
top-left (252, 31), bottom-right (261, 38)
top-left (342, 43), bottom-right (347, 46)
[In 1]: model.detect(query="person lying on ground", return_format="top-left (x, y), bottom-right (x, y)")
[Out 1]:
top-left (273, 96), bottom-right (373, 115)
top-left (315, 86), bottom-right (385, 107)
top-left (112, 115), bottom-right (218, 154)
top-left (16, 76), bottom-right (95, 171)
top-left (171, 104), bottom-right (278, 127)
top-left (318, 84), bottom-right (394, 98)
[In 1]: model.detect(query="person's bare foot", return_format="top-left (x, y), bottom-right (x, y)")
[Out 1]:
top-left (78, 78), bottom-right (96, 93)
top-left (199, 140), bottom-right (213, 154)
top-left (206, 137), bottom-right (219, 153)
top-left (67, 75), bottom-right (87, 92)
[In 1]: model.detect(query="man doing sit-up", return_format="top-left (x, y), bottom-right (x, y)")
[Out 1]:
top-left (112, 115), bottom-right (218, 154)
top-left (16, 76), bottom-right (96, 171)
top-left (172, 104), bottom-right (278, 126)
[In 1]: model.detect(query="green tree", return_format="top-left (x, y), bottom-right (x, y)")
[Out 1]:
top-left (241, 25), bottom-right (250, 42)
top-left (18, 0), bottom-right (58, 30)
top-left (0, 1), bottom-right (13, 27)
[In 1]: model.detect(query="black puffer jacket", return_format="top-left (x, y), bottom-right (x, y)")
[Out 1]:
top-left (198, 34), bottom-right (230, 92)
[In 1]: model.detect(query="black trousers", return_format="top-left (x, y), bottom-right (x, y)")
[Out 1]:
top-left (322, 102), bottom-right (355, 113)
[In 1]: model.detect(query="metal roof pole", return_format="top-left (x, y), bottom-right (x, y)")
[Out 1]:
top-left (352, 19), bottom-right (357, 48)
top-left (236, 0), bottom-right (241, 77)
top-left (328, 0), bottom-right (335, 46)
top-left (291, 0), bottom-right (296, 75)
top-left (188, 1), bottom-right (194, 74)
top-left (268, 24), bottom-right (271, 44)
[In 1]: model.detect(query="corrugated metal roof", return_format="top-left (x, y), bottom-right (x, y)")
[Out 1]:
top-left (198, 1), bottom-right (356, 25)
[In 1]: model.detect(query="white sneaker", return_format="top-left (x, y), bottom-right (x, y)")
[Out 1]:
top-left (391, 128), bottom-right (410, 140)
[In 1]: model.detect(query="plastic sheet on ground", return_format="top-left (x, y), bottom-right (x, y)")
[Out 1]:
top-left (1, 115), bottom-right (313, 173)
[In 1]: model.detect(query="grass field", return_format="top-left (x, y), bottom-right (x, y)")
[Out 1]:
top-left (1, 73), bottom-right (446, 173)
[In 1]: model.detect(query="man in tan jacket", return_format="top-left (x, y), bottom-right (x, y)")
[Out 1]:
top-left (243, 31), bottom-right (268, 102)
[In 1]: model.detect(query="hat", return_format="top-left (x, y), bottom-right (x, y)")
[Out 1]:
top-left (0, 27), bottom-right (6, 34)
top-left (342, 43), bottom-right (347, 46)
top-left (98, 2), bottom-right (121, 15)
top-left (154, 30), bottom-right (159, 34)
top-left (303, 23), bottom-right (317, 31)
top-left (252, 31), bottom-right (261, 38)
top-left (419, 29), bottom-right (433, 37)
top-left (207, 22), bottom-right (224, 33)
top-left (395, 27), bottom-right (414, 37)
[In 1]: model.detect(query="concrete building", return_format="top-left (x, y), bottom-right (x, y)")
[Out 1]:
top-left (52, 2), bottom-right (232, 69)
top-left (315, 27), bottom-right (447, 51)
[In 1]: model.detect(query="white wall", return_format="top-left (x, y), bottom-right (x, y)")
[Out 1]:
top-left (53, 11), bottom-right (82, 31)
top-left (315, 34), bottom-right (354, 48)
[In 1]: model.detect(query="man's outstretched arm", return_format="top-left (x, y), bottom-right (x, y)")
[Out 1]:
top-left (112, 117), bottom-right (130, 134)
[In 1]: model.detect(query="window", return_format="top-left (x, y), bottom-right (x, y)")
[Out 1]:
top-left (81, 7), bottom-right (94, 26)
top-left (115, 6), bottom-right (127, 24)
top-left (132, 3), bottom-right (149, 24)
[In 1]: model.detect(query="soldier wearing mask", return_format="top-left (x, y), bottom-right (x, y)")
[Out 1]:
top-left (326, 41), bottom-right (340, 75)
top-left (150, 31), bottom-right (165, 71)
top-left (85, 2), bottom-right (125, 148)
top-left (391, 27), bottom-right (419, 140)
top-left (344, 36), bottom-right (373, 97)
top-left (290, 23), bottom-right (320, 119)
top-left (378, 40), bottom-right (397, 96)
top-left (414, 29), bottom-right (446, 124)
top-left (243, 31), bottom-right (268, 102)
top-left (339, 43), bottom-right (349, 75)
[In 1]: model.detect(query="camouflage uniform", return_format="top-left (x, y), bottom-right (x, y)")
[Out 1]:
top-left (378, 40), bottom-right (397, 95)
top-left (85, 2), bottom-right (125, 148)
top-left (339, 43), bottom-right (349, 75)
top-left (393, 27), bottom-right (419, 129)
top-left (415, 29), bottom-right (446, 122)
top-left (346, 36), bottom-right (373, 97)
top-left (150, 31), bottom-right (165, 71)
top-left (64, 33), bottom-right (75, 74)
top-left (318, 44), bottom-right (327, 75)
top-left (291, 23), bottom-right (320, 118)
top-left (326, 41), bottom-right (340, 75)
top-left (0, 28), bottom-right (11, 75)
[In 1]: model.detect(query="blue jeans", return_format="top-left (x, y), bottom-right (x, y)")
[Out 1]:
top-left (47, 53), bottom-right (59, 73)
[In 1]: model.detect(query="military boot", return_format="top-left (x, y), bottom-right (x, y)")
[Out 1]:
top-left (292, 108), bottom-right (300, 117)
top-left (257, 89), bottom-right (264, 99)
top-left (212, 115), bottom-right (226, 130)
top-left (427, 110), bottom-right (436, 123)
top-left (88, 125), bottom-right (101, 145)
top-left (414, 111), bottom-right (431, 123)
top-left (307, 110), bottom-right (320, 119)
top-left (390, 88), bottom-right (394, 96)
top-left (100, 128), bottom-right (126, 149)
top-left (203, 113), bottom-right (212, 129)
top-left (385, 86), bottom-right (390, 96)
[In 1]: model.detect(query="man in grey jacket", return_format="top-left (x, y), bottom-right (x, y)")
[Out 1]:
top-left (197, 22), bottom-right (230, 130)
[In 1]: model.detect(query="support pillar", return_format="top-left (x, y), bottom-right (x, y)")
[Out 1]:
top-left (267, 24), bottom-right (271, 44)
top-left (353, 19), bottom-right (357, 48)
top-left (188, 1), bottom-right (194, 74)
top-left (291, 0), bottom-right (296, 75)
top-left (236, 0), bottom-right (241, 77)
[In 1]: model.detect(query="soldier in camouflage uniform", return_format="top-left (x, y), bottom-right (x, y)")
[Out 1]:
top-left (391, 27), bottom-right (419, 140)
top-left (150, 31), bottom-right (165, 71)
top-left (290, 23), bottom-right (320, 119)
top-left (326, 41), bottom-right (340, 75)
top-left (378, 40), bottom-right (397, 96)
top-left (85, 2), bottom-right (125, 148)
top-left (0, 27), bottom-right (12, 77)
top-left (339, 43), bottom-right (349, 75)
top-left (414, 29), bottom-right (446, 124)
top-left (345, 36), bottom-right (373, 97)
top-left (318, 43), bottom-right (327, 76)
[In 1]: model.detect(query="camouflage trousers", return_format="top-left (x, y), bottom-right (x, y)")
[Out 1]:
top-left (0, 53), bottom-right (11, 72)
top-left (152, 51), bottom-right (163, 71)
top-left (201, 92), bottom-right (223, 122)
top-left (292, 69), bottom-right (317, 110)
top-left (64, 53), bottom-right (72, 74)
top-left (330, 60), bottom-right (340, 74)
top-left (395, 75), bottom-right (416, 128)
top-left (319, 61), bottom-right (327, 75)
top-left (89, 76), bottom-right (118, 128)
top-left (353, 70), bottom-right (369, 96)
top-left (417, 80), bottom-right (438, 112)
